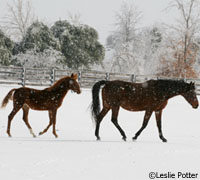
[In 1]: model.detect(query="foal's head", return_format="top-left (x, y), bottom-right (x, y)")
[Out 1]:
top-left (181, 82), bottom-right (199, 109)
top-left (68, 73), bottom-right (81, 94)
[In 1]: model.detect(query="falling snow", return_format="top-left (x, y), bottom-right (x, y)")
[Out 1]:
top-left (0, 85), bottom-right (200, 180)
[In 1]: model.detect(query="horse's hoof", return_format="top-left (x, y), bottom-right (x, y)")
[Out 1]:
top-left (162, 138), bottom-right (167, 143)
top-left (122, 137), bottom-right (126, 141)
top-left (96, 137), bottom-right (101, 141)
top-left (160, 135), bottom-right (167, 142)
top-left (132, 136), bottom-right (137, 141)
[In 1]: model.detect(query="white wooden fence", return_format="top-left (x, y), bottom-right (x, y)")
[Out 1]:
top-left (0, 66), bottom-right (200, 94)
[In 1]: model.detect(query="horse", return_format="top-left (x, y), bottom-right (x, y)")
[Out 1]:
top-left (1, 73), bottom-right (81, 138)
top-left (91, 79), bottom-right (199, 142)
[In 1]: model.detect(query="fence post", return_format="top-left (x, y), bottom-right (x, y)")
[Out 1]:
top-left (50, 68), bottom-right (55, 85)
top-left (21, 67), bottom-right (26, 86)
top-left (131, 74), bottom-right (135, 82)
top-left (106, 73), bottom-right (110, 81)
top-left (77, 71), bottom-right (82, 87)
top-left (78, 71), bottom-right (82, 82)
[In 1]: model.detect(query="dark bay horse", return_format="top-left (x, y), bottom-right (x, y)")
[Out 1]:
top-left (91, 79), bottom-right (199, 142)
top-left (1, 73), bottom-right (81, 138)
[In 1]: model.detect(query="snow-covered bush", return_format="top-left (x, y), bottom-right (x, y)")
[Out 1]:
top-left (0, 30), bottom-right (14, 65)
top-left (17, 21), bottom-right (60, 54)
top-left (12, 47), bottom-right (65, 68)
top-left (51, 20), bottom-right (105, 69)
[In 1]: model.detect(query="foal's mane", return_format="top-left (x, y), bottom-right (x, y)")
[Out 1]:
top-left (46, 76), bottom-right (70, 91)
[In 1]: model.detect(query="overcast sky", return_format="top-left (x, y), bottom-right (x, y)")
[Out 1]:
top-left (0, 0), bottom-right (175, 44)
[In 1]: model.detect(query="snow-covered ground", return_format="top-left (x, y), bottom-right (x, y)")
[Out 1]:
top-left (0, 84), bottom-right (200, 180)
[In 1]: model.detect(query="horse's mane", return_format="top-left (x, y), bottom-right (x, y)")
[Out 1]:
top-left (46, 76), bottom-right (70, 91)
top-left (153, 79), bottom-right (190, 94)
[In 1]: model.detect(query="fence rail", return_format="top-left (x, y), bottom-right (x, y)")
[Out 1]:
top-left (0, 66), bottom-right (200, 95)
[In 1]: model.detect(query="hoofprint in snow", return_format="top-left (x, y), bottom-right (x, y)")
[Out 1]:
top-left (0, 84), bottom-right (200, 180)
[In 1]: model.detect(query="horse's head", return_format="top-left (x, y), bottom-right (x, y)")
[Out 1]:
top-left (68, 73), bottom-right (81, 94)
top-left (182, 82), bottom-right (199, 109)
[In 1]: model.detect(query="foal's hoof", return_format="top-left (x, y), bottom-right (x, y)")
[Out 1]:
top-left (54, 134), bottom-right (58, 138)
top-left (31, 133), bottom-right (37, 138)
top-left (38, 132), bottom-right (43, 136)
top-left (30, 129), bottom-right (36, 138)
top-left (7, 132), bottom-right (12, 138)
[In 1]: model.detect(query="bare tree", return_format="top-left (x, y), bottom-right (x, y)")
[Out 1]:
top-left (106, 2), bottom-right (142, 74)
top-left (67, 12), bottom-right (82, 26)
top-left (1, 0), bottom-right (35, 41)
top-left (160, 0), bottom-right (200, 78)
top-left (114, 2), bottom-right (142, 44)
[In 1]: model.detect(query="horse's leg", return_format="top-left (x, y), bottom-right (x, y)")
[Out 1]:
top-left (111, 106), bottom-right (127, 141)
top-left (22, 104), bottom-right (36, 138)
top-left (132, 110), bottom-right (153, 141)
top-left (95, 107), bottom-right (110, 141)
top-left (39, 110), bottom-right (53, 136)
top-left (7, 106), bottom-right (22, 137)
top-left (155, 110), bottom-right (167, 142)
top-left (52, 109), bottom-right (58, 138)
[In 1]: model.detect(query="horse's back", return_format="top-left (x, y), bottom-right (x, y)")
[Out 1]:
top-left (14, 87), bottom-right (40, 98)
top-left (101, 80), bottom-right (167, 111)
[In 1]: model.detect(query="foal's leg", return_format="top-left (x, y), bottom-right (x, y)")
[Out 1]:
top-left (95, 107), bottom-right (110, 141)
top-left (132, 110), bottom-right (153, 141)
top-left (155, 110), bottom-right (167, 142)
top-left (7, 105), bottom-right (22, 137)
top-left (22, 104), bottom-right (36, 138)
top-left (111, 106), bottom-right (127, 141)
top-left (39, 110), bottom-right (53, 136)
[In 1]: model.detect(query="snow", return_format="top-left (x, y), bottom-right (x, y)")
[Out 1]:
top-left (0, 84), bottom-right (200, 180)
top-left (31, 26), bottom-right (41, 35)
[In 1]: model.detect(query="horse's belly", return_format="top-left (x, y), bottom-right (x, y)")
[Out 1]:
top-left (26, 101), bottom-right (51, 111)
top-left (120, 102), bottom-right (146, 111)
top-left (120, 98), bottom-right (167, 112)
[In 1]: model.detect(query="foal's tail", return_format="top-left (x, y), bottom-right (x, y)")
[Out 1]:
top-left (91, 80), bottom-right (107, 125)
top-left (1, 89), bottom-right (16, 108)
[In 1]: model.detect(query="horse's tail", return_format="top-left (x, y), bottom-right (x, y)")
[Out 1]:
top-left (91, 80), bottom-right (107, 125)
top-left (1, 89), bottom-right (17, 108)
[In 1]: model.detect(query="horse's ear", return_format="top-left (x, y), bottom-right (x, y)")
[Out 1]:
top-left (71, 73), bottom-right (78, 80)
top-left (190, 81), bottom-right (195, 89)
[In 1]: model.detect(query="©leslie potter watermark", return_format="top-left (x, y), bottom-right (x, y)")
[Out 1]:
top-left (149, 172), bottom-right (198, 179)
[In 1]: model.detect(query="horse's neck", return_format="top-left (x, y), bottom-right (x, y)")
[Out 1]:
top-left (50, 82), bottom-right (70, 97)
top-left (166, 87), bottom-right (183, 99)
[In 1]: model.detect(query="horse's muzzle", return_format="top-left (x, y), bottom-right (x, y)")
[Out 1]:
top-left (77, 90), bottom-right (81, 94)
top-left (193, 103), bottom-right (199, 109)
